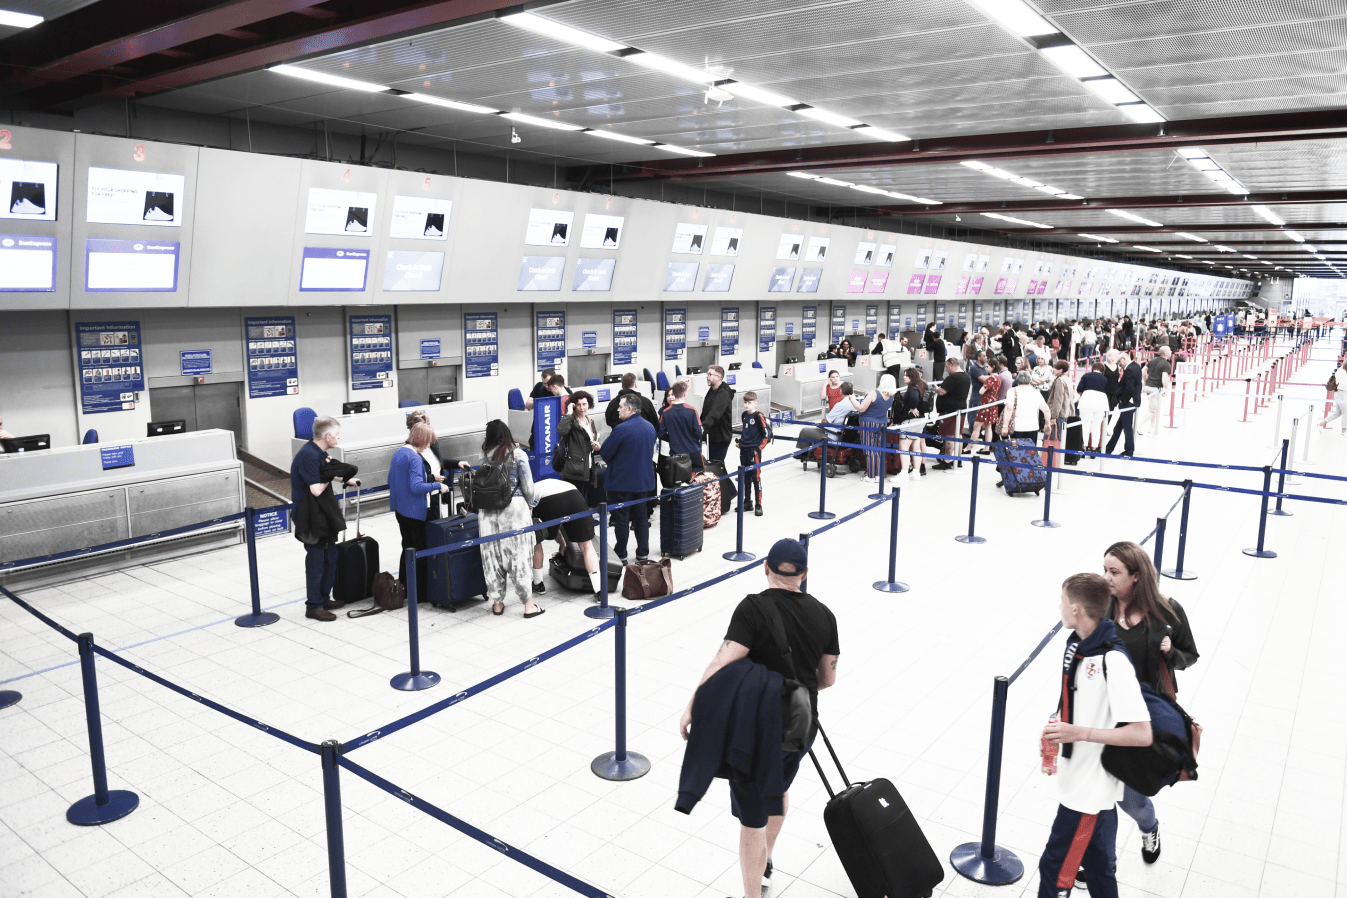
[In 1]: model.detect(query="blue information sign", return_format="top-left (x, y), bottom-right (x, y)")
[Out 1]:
top-left (831, 305), bottom-right (846, 343)
top-left (179, 350), bottom-right (211, 377)
top-left (582, 331), bottom-right (597, 348)
top-left (536, 310), bottom-right (566, 372)
top-left (720, 307), bottom-right (739, 356)
top-left (100, 445), bottom-right (134, 470)
top-left (698, 326), bottom-right (710, 341)
top-left (613, 308), bottom-right (637, 365)
top-left (802, 305), bottom-right (817, 347)
top-left (465, 312), bottom-right (499, 378)
top-left (349, 314), bottom-right (393, 391)
top-left (75, 321), bottom-right (144, 414)
top-left (759, 306), bottom-right (776, 353)
top-left (420, 339), bottom-right (441, 360)
top-left (254, 506), bottom-right (289, 538)
top-left (244, 317), bottom-right (298, 399)
top-left (664, 308), bottom-right (686, 361)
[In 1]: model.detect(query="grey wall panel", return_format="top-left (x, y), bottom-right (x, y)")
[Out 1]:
top-left (0, 125), bottom-right (75, 310)
top-left (0, 310), bottom-right (79, 446)
top-left (70, 133), bottom-right (199, 309)
top-left (286, 160), bottom-right (389, 307)
top-left (190, 149), bottom-right (302, 308)
top-left (142, 307), bottom-right (246, 381)
top-left (562, 301), bottom-right (609, 355)
top-left (396, 303), bottom-right (462, 365)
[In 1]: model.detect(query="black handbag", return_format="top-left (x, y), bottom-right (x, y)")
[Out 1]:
top-left (657, 453), bottom-right (693, 488)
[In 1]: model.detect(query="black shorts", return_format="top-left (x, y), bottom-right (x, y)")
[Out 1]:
top-left (533, 491), bottom-right (594, 543)
top-left (728, 743), bottom-right (810, 829)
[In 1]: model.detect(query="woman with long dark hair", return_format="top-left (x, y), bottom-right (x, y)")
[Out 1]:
top-left (896, 367), bottom-right (928, 480)
top-left (479, 420), bottom-right (542, 618)
top-left (1100, 540), bottom-right (1199, 868)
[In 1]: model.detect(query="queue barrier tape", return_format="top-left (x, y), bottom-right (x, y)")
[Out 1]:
top-left (336, 754), bottom-right (613, 898)
top-left (0, 510), bottom-right (254, 572)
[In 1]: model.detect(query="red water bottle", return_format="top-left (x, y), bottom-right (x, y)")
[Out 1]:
top-left (1041, 713), bottom-right (1060, 775)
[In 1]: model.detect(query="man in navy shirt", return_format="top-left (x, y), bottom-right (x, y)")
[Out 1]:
top-left (599, 394), bottom-right (658, 561)
top-left (291, 416), bottom-right (360, 621)
top-left (659, 380), bottom-right (704, 470)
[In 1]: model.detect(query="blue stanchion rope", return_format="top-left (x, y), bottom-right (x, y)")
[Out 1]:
top-left (0, 509), bottom-right (253, 572)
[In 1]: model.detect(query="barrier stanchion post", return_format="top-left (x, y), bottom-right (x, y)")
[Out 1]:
top-left (1303, 404), bottom-right (1314, 464)
top-left (1286, 418), bottom-right (1301, 485)
top-left (0, 689), bottom-right (19, 709)
top-left (586, 500), bottom-right (617, 620)
top-left (592, 607), bottom-right (651, 781)
top-left (873, 487), bottom-right (909, 593)
top-left (1152, 517), bottom-right (1167, 572)
top-left (1242, 466), bottom-right (1278, 559)
top-left (868, 425), bottom-right (888, 500)
top-left (391, 549), bottom-right (440, 691)
top-left (723, 467), bottom-right (755, 562)
top-left (1165, 386), bottom-right (1177, 428)
top-left (1162, 482), bottom-right (1198, 580)
top-left (1031, 445), bottom-right (1060, 528)
top-left (66, 633), bottom-right (139, 825)
top-left (808, 440), bottom-right (835, 520)
top-left (1272, 395), bottom-right (1284, 447)
top-left (321, 740), bottom-right (348, 898)
top-left (950, 676), bottom-right (1023, 885)
top-left (956, 456), bottom-right (987, 544)
top-left (1242, 378), bottom-right (1251, 422)
top-left (235, 507), bottom-right (280, 628)
top-left (1269, 439), bottom-right (1292, 517)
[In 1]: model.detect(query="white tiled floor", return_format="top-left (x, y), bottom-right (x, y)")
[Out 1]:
top-left (2, 336), bottom-right (1345, 898)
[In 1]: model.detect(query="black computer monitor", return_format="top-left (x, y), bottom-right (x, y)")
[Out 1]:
top-left (342, 401), bottom-right (370, 415)
top-left (146, 420), bottom-right (185, 437)
top-left (0, 434), bottom-right (50, 452)
top-left (728, 362), bottom-right (742, 371)
top-left (687, 366), bottom-right (703, 375)
top-left (429, 392), bottom-right (453, 405)
top-left (602, 374), bottom-right (622, 384)
top-left (786, 356), bottom-right (800, 364)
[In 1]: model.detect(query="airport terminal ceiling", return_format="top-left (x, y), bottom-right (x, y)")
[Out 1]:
top-left (2, 0), bottom-right (1347, 279)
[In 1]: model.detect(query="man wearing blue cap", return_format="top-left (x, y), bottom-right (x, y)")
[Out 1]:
top-left (679, 538), bottom-right (840, 898)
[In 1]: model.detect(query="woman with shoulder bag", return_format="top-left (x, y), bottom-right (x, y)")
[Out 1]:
top-left (479, 421), bottom-right (543, 618)
top-left (895, 367), bottom-right (928, 480)
top-left (1099, 540), bottom-right (1199, 870)
top-left (389, 422), bottom-right (469, 600)
top-left (1320, 361), bottom-right (1347, 434)
top-left (1000, 372), bottom-right (1050, 443)
top-left (557, 390), bottom-right (600, 502)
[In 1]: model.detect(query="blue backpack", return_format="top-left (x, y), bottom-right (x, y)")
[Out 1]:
top-left (1100, 654), bottom-right (1201, 796)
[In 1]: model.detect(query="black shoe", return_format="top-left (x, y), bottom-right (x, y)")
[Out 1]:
top-left (754, 506), bottom-right (763, 517)
top-left (321, 599), bottom-right (346, 611)
top-left (763, 857), bottom-right (773, 897)
top-left (1075, 867), bottom-right (1086, 890)
top-left (932, 461), bottom-right (954, 471)
top-left (743, 500), bottom-right (754, 511)
top-left (532, 581), bottom-right (546, 595)
top-left (305, 606), bottom-right (337, 621)
top-left (1140, 825), bottom-right (1161, 864)
top-left (919, 464), bottom-right (927, 476)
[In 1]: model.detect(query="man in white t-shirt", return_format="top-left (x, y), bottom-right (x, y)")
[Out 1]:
top-left (1039, 573), bottom-right (1152, 898)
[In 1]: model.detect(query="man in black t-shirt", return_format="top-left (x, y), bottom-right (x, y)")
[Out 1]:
top-left (933, 357), bottom-right (972, 470)
top-left (679, 539), bottom-right (839, 898)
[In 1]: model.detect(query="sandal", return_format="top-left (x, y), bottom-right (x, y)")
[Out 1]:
top-left (492, 602), bottom-right (504, 616)
top-left (523, 606), bottom-right (546, 619)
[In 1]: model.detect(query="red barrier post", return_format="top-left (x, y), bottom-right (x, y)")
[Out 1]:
top-left (1242, 377), bottom-right (1251, 422)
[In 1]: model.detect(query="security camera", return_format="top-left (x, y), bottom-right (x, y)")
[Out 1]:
top-left (510, 127), bottom-right (522, 144)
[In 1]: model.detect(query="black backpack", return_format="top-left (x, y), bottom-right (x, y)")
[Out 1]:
top-left (462, 458), bottom-right (517, 512)
top-left (1094, 652), bottom-right (1201, 797)
top-left (918, 385), bottom-right (934, 416)
top-left (749, 593), bottom-right (815, 753)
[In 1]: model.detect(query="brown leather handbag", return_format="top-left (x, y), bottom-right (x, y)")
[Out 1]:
top-left (620, 558), bottom-right (673, 600)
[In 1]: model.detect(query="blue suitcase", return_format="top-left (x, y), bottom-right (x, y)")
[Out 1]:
top-left (990, 438), bottom-right (1047, 496)
top-left (659, 484), bottom-right (704, 559)
top-left (426, 513), bottom-right (488, 610)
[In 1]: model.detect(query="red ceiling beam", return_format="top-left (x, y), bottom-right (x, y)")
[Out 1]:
top-left (609, 109), bottom-right (1347, 182)
top-left (863, 188), bottom-right (1347, 217)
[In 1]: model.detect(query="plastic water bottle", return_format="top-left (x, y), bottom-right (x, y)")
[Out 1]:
top-left (1041, 713), bottom-right (1060, 775)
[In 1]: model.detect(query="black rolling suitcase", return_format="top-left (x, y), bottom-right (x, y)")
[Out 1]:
top-left (549, 541), bottom-right (622, 593)
top-left (333, 495), bottom-right (378, 604)
top-left (1064, 414), bottom-right (1083, 465)
top-left (426, 511), bottom-right (488, 610)
top-left (659, 483), bottom-right (704, 559)
top-left (811, 724), bottom-right (945, 898)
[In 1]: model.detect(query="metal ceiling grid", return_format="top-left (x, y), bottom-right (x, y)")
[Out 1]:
top-left (1209, 140), bottom-right (1347, 192)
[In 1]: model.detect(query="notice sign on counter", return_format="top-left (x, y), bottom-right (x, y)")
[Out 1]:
top-left (613, 308), bottom-right (637, 365)
top-left (465, 312), bottom-right (498, 378)
top-left (245, 316), bottom-right (298, 398)
top-left (254, 506), bottom-right (289, 538)
top-left (536, 310), bottom-right (567, 372)
top-left (100, 445), bottom-right (135, 470)
top-left (179, 350), bottom-right (211, 377)
top-left (664, 308), bottom-right (686, 361)
top-left (76, 320), bottom-right (143, 414)
top-left (420, 339), bottom-right (441, 360)
top-left (349, 314), bottom-right (393, 391)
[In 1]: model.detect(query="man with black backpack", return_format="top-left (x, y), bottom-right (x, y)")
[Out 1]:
top-left (1039, 573), bottom-right (1152, 898)
top-left (677, 539), bottom-right (839, 898)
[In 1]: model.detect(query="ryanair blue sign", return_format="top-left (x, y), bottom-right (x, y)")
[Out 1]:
top-left (531, 395), bottom-right (562, 481)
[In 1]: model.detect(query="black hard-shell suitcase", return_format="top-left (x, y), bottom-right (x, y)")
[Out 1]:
top-left (333, 494), bottom-right (378, 604)
top-left (549, 541), bottom-right (622, 593)
top-left (811, 725), bottom-right (945, 898)
top-left (426, 512), bottom-right (487, 610)
top-left (1064, 414), bottom-right (1083, 465)
top-left (659, 484), bottom-right (704, 559)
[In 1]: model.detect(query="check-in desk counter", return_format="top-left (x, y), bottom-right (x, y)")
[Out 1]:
top-left (293, 403), bottom-right (488, 509)
top-left (769, 359), bottom-right (850, 417)
top-left (0, 430), bottom-right (244, 588)
top-left (690, 369), bottom-right (771, 422)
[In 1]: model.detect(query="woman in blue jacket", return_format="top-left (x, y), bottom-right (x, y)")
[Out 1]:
top-left (390, 422), bottom-right (468, 600)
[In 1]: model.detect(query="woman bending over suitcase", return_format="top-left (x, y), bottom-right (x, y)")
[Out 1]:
top-left (389, 422), bottom-right (469, 601)
top-left (478, 421), bottom-right (543, 618)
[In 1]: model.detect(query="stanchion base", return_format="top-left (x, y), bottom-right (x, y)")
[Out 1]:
top-left (955, 535), bottom-right (987, 544)
top-left (1031, 519), bottom-right (1061, 529)
top-left (67, 790), bottom-right (139, 826)
top-left (872, 580), bottom-right (910, 593)
top-left (807, 511), bottom-right (836, 520)
top-left (1266, 509), bottom-right (1292, 517)
top-left (722, 551), bottom-right (756, 562)
top-left (867, 491), bottom-right (886, 501)
top-left (234, 612), bottom-right (280, 628)
top-left (390, 670), bottom-right (441, 691)
top-left (591, 751), bottom-right (651, 781)
top-left (1242, 548), bottom-right (1278, 559)
top-left (0, 690), bottom-right (20, 710)
top-left (950, 841), bottom-right (1024, 885)
top-left (1161, 568), bottom-right (1199, 581)
top-left (584, 605), bottom-right (617, 619)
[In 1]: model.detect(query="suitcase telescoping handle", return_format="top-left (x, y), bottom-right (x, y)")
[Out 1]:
top-left (806, 721), bottom-right (851, 800)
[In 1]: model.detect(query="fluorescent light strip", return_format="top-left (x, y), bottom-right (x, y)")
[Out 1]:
top-left (960, 159), bottom-right (1084, 198)
top-left (983, 213), bottom-right (1053, 229)
top-left (403, 92), bottom-right (498, 114)
top-left (1082, 77), bottom-right (1140, 105)
top-left (1251, 204), bottom-right (1284, 226)
top-left (815, 176), bottom-right (851, 187)
top-left (653, 143), bottom-right (715, 157)
top-left (1078, 233), bottom-right (1119, 243)
top-left (723, 81), bottom-right (798, 107)
top-left (502, 111), bottom-right (584, 131)
top-left (851, 125), bottom-right (910, 142)
top-left (0, 8), bottom-right (42, 27)
top-left (585, 129), bottom-right (655, 146)
top-left (1133, 245), bottom-right (1163, 253)
top-left (625, 51), bottom-right (717, 84)
top-left (497, 12), bottom-right (627, 52)
top-left (270, 64), bottom-right (389, 92)
top-left (1108, 209), bottom-right (1163, 227)
top-left (1118, 103), bottom-right (1164, 124)
top-left (970, 0), bottom-right (1058, 36)
top-left (787, 171), bottom-right (820, 179)
top-left (796, 106), bottom-right (863, 128)
top-left (1039, 44), bottom-right (1106, 78)
top-left (1174, 232), bottom-right (1208, 243)
top-left (1284, 230), bottom-right (1304, 242)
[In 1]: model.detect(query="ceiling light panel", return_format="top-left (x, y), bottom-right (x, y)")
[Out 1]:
top-left (1038, 44), bottom-right (1106, 78)
top-left (1108, 209), bottom-right (1163, 227)
top-left (1118, 103), bottom-right (1164, 123)
top-left (0, 9), bottom-right (41, 27)
top-left (403, 92), bottom-right (498, 114)
top-left (815, 177), bottom-right (853, 187)
top-left (970, 0), bottom-right (1059, 36)
top-left (586, 129), bottom-right (655, 145)
top-left (654, 144), bottom-right (714, 157)
top-left (852, 125), bottom-right (910, 142)
top-left (502, 112), bottom-right (585, 131)
top-left (796, 107), bottom-right (863, 128)
top-left (625, 51), bottom-right (718, 84)
top-left (1079, 233), bottom-right (1119, 243)
top-left (983, 213), bottom-right (1053, 228)
top-left (1081, 77), bottom-right (1140, 104)
top-left (723, 81), bottom-right (798, 107)
top-left (497, 12), bottom-right (627, 52)
top-left (270, 64), bottom-right (390, 92)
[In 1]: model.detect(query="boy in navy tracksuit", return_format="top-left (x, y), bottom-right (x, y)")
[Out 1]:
top-left (736, 392), bottom-right (771, 516)
top-left (1039, 573), bottom-right (1152, 898)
